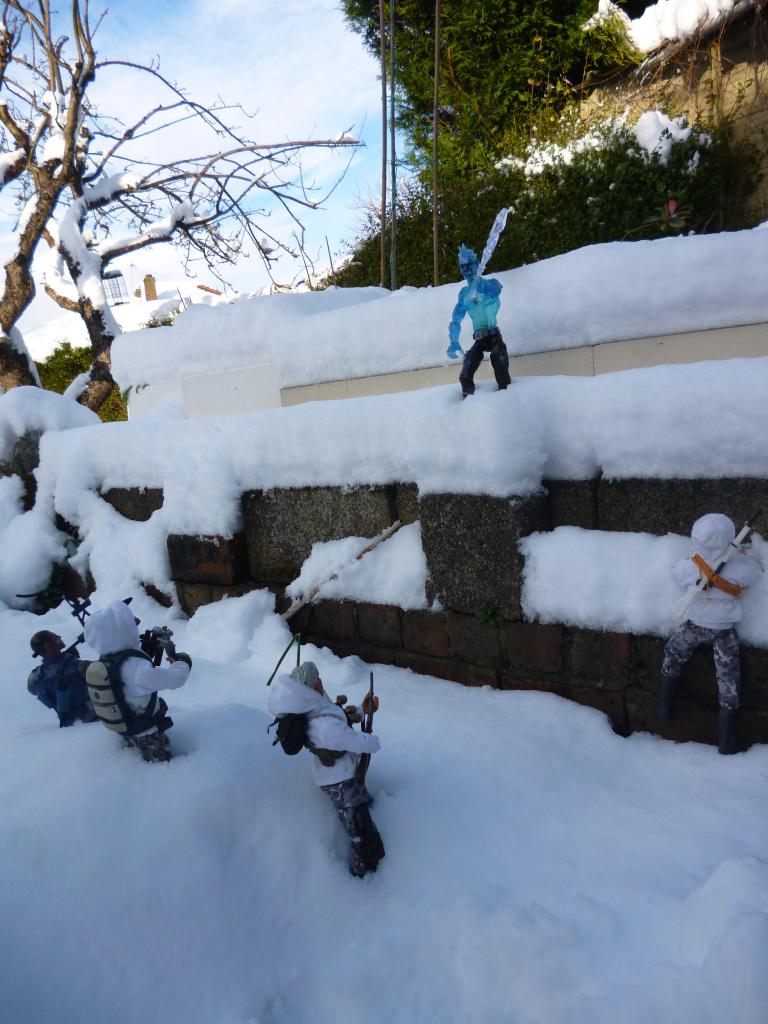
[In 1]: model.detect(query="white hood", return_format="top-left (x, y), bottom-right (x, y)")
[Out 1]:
top-left (690, 513), bottom-right (735, 562)
top-left (266, 673), bottom-right (328, 718)
top-left (84, 600), bottom-right (141, 656)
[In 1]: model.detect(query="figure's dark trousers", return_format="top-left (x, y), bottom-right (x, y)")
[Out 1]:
top-left (321, 777), bottom-right (385, 877)
top-left (661, 621), bottom-right (741, 709)
top-left (460, 328), bottom-right (511, 396)
top-left (124, 729), bottom-right (172, 763)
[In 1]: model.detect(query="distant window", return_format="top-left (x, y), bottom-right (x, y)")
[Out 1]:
top-left (102, 269), bottom-right (129, 306)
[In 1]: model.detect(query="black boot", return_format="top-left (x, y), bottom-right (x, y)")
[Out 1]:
top-left (657, 675), bottom-right (678, 719)
top-left (718, 708), bottom-right (740, 755)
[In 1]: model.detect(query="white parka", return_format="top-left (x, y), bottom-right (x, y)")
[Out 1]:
top-left (84, 601), bottom-right (190, 727)
top-left (267, 672), bottom-right (380, 787)
top-left (671, 513), bottom-right (762, 630)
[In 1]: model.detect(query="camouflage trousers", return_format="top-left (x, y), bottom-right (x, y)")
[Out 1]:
top-left (123, 729), bottom-right (172, 763)
top-left (661, 621), bottom-right (741, 709)
top-left (321, 778), bottom-right (385, 877)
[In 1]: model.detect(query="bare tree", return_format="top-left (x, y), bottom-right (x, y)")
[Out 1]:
top-left (0, 1), bottom-right (359, 408)
top-left (0, 1), bottom-right (96, 391)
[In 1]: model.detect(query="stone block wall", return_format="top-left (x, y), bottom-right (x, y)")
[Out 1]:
top-left (85, 477), bottom-right (768, 748)
top-left (288, 601), bottom-right (768, 749)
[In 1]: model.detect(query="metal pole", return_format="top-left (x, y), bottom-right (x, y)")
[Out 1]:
top-left (433, 0), bottom-right (441, 286)
top-left (379, 0), bottom-right (388, 288)
top-left (389, 0), bottom-right (397, 291)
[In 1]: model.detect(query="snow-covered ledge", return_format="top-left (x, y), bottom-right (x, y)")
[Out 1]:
top-left (128, 363), bottom-right (282, 419)
top-left (281, 321), bottom-right (768, 405)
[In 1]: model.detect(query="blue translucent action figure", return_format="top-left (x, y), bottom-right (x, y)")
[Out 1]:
top-left (447, 244), bottom-right (511, 398)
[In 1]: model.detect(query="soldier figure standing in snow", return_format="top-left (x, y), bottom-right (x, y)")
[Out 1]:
top-left (27, 630), bottom-right (96, 727)
top-left (267, 661), bottom-right (385, 878)
top-left (447, 243), bottom-right (511, 399)
top-left (659, 513), bottom-right (762, 754)
top-left (83, 600), bottom-right (192, 763)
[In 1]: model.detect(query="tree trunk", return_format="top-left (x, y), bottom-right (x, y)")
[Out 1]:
top-left (72, 295), bottom-right (118, 411)
top-left (0, 188), bottom-right (70, 392)
top-left (0, 337), bottom-right (37, 390)
top-left (59, 237), bottom-right (121, 413)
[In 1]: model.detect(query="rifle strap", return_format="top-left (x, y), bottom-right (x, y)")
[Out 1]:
top-left (691, 555), bottom-right (743, 597)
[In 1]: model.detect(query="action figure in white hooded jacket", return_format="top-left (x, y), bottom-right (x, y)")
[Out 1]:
top-left (267, 661), bottom-right (385, 877)
top-left (660, 513), bottom-right (762, 754)
top-left (84, 601), bottom-right (192, 763)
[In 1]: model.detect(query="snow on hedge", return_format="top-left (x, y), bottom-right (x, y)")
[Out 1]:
top-left (110, 227), bottom-right (768, 391)
top-left (0, 386), bottom-right (99, 460)
top-left (500, 109), bottom-right (703, 177)
top-left (522, 527), bottom-right (768, 646)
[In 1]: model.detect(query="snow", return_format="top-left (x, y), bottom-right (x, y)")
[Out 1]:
top-left (0, 385), bottom-right (99, 460)
top-left (1, 588), bottom-right (767, 1024)
top-left (0, 472), bottom-right (23, 529)
top-left (3, 180), bottom-right (768, 1021)
top-left (634, 110), bottom-right (697, 162)
top-left (110, 227), bottom-right (768, 392)
top-left (24, 293), bottom-right (185, 362)
top-left (0, 146), bottom-right (24, 183)
top-left (584, 0), bottom-right (750, 55)
top-left (498, 109), bottom-right (700, 176)
top-left (0, 505), bottom-right (69, 605)
top-left (24, 358), bottom-right (768, 565)
top-left (521, 527), bottom-right (768, 646)
top-left (286, 522), bottom-right (429, 610)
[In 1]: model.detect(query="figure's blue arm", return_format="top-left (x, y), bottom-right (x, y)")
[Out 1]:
top-left (447, 295), bottom-right (467, 359)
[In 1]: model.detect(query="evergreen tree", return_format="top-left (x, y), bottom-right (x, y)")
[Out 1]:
top-left (341, 0), bottom-right (599, 174)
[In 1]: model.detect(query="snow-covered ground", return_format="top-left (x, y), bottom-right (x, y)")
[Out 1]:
top-left (110, 227), bottom-right (768, 393)
top-left (2, 589), bottom-right (767, 1024)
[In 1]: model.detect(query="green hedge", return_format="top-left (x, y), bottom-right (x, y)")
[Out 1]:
top-left (336, 116), bottom-right (762, 289)
top-left (36, 342), bottom-right (127, 422)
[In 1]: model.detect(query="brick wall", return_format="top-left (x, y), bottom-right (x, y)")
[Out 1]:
top-left (86, 476), bottom-right (768, 749)
top-left (288, 600), bottom-right (768, 749)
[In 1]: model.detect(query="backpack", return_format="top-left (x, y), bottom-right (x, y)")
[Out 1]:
top-left (268, 711), bottom-right (346, 767)
top-left (85, 649), bottom-right (172, 736)
top-left (270, 713), bottom-right (307, 755)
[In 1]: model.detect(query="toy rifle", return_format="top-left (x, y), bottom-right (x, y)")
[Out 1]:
top-left (355, 670), bottom-right (376, 785)
top-left (282, 521), bottom-right (402, 622)
top-left (671, 509), bottom-right (763, 620)
top-left (16, 587), bottom-right (93, 627)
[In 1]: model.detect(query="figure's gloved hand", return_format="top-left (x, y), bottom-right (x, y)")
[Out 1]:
top-left (169, 651), bottom-right (192, 669)
top-left (362, 694), bottom-right (380, 715)
top-left (344, 705), bottom-right (362, 726)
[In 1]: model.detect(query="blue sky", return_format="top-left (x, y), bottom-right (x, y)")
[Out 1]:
top-left (3, 0), bottom-right (387, 331)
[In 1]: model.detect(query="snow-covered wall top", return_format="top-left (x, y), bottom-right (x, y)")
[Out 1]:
top-left (586, 0), bottom-right (753, 55)
top-left (0, 387), bottom-right (99, 461)
top-left (111, 228), bottom-right (768, 391)
top-left (35, 356), bottom-right (768, 539)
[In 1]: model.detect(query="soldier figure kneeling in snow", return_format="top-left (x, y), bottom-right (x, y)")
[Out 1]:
top-left (447, 243), bottom-right (511, 399)
top-left (83, 600), bottom-right (192, 763)
top-left (27, 630), bottom-right (97, 727)
top-left (268, 661), bottom-right (385, 878)
top-left (660, 513), bottom-right (762, 754)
